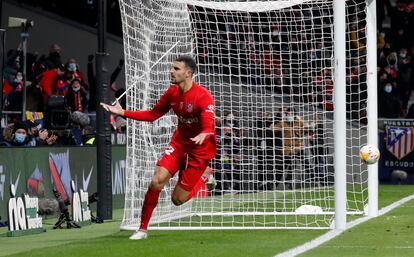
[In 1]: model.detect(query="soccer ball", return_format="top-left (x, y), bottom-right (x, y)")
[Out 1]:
top-left (359, 145), bottom-right (380, 165)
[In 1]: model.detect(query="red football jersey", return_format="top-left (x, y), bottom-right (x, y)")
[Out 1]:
top-left (124, 82), bottom-right (217, 159)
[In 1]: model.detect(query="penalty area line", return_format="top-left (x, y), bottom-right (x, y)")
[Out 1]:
top-left (274, 193), bottom-right (414, 257)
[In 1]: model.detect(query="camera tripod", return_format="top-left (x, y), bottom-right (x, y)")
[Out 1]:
top-left (53, 210), bottom-right (81, 229)
top-left (52, 189), bottom-right (80, 229)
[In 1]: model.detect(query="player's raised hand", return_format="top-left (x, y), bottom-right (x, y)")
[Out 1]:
top-left (190, 132), bottom-right (213, 145)
top-left (100, 100), bottom-right (124, 116)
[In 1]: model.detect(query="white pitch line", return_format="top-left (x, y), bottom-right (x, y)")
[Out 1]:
top-left (274, 193), bottom-right (414, 257)
top-left (321, 245), bottom-right (414, 249)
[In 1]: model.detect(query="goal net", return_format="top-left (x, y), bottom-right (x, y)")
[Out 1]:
top-left (120, 0), bottom-right (371, 230)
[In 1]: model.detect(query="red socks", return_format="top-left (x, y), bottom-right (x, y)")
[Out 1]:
top-left (186, 176), bottom-right (207, 201)
top-left (139, 186), bottom-right (161, 230)
top-left (140, 175), bottom-right (208, 229)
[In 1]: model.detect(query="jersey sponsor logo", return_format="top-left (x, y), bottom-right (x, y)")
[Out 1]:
top-left (180, 181), bottom-right (189, 186)
top-left (187, 103), bottom-right (193, 112)
top-left (165, 146), bottom-right (175, 155)
top-left (206, 104), bottom-right (214, 113)
top-left (178, 116), bottom-right (199, 124)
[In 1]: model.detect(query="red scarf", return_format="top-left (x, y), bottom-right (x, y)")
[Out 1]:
top-left (73, 91), bottom-right (83, 112)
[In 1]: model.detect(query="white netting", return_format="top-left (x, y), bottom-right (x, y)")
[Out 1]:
top-left (120, 0), bottom-right (369, 230)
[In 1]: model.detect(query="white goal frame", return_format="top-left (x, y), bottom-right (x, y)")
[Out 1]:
top-left (119, 0), bottom-right (379, 231)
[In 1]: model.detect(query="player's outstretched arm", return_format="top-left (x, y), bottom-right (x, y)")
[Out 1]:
top-left (100, 101), bottom-right (125, 116)
top-left (190, 132), bottom-right (214, 145)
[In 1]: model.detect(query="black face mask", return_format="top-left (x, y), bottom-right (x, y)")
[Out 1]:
top-left (389, 59), bottom-right (396, 66)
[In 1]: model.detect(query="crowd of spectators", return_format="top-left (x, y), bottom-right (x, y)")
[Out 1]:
top-left (1, 0), bottom-right (413, 182)
top-left (0, 0), bottom-right (126, 147)
top-left (377, 0), bottom-right (414, 118)
top-left (0, 42), bottom-right (126, 147)
top-left (191, 2), bottom-right (374, 120)
top-left (212, 107), bottom-right (331, 193)
top-left (208, 0), bottom-right (413, 193)
top-left (192, 0), bottom-right (414, 121)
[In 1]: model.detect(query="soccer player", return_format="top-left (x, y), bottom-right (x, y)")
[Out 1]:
top-left (100, 56), bottom-right (217, 240)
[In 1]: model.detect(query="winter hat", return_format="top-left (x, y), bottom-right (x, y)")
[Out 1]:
top-left (12, 120), bottom-right (28, 134)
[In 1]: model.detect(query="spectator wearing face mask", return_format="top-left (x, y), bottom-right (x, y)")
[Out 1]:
top-left (64, 58), bottom-right (86, 89)
top-left (0, 121), bottom-right (33, 147)
top-left (66, 79), bottom-right (88, 113)
top-left (378, 82), bottom-right (402, 118)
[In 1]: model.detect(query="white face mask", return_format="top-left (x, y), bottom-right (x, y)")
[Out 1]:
top-left (14, 133), bottom-right (26, 143)
top-left (287, 116), bottom-right (294, 122)
top-left (68, 63), bottom-right (77, 71)
top-left (384, 85), bottom-right (392, 93)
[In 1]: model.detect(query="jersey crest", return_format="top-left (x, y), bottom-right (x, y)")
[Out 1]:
top-left (187, 103), bottom-right (193, 112)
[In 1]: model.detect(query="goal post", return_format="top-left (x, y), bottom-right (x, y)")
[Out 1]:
top-left (119, 0), bottom-right (377, 230)
top-left (366, 0), bottom-right (379, 218)
top-left (333, 0), bottom-right (347, 230)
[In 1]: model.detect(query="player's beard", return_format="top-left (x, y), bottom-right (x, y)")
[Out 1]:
top-left (171, 76), bottom-right (184, 85)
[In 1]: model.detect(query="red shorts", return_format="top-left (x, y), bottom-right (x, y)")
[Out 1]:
top-left (157, 141), bottom-right (211, 191)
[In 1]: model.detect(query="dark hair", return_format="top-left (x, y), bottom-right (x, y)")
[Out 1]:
top-left (55, 63), bottom-right (65, 71)
top-left (12, 120), bottom-right (28, 134)
top-left (175, 55), bottom-right (197, 75)
top-left (25, 120), bottom-right (37, 128)
top-left (70, 78), bottom-right (82, 87)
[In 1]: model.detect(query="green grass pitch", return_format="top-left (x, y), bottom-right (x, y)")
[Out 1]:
top-left (0, 185), bottom-right (413, 257)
